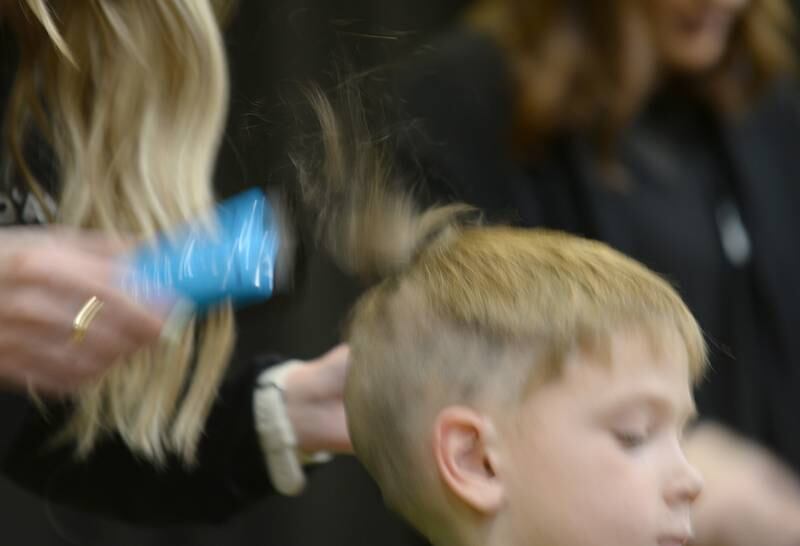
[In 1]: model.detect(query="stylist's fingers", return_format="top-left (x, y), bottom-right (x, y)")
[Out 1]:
top-left (50, 227), bottom-right (137, 257)
top-left (0, 318), bottom-right (134, 393)
top-left (317, 343), bottom-right (350, 364)
top-left (283, 344), bottom-right (353, 454)
top-left (7, 243), bottom-right (165, 343)
top-left (0, 288), bottom-right (153, 384)
top-left (309, 343), bottom-right (350, 391)
top-left (0, 229), bottom-right (167, 395)
top-left (1, 343), bottom-right (96, 397)
top-left (1, 226), bottom-right (135, 259)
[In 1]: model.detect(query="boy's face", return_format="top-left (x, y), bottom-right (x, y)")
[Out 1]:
top-left (499, 328), bottom-right (702, 546)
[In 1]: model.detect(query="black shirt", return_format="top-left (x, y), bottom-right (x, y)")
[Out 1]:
top-left (0, 24), bottom-right (56, 226)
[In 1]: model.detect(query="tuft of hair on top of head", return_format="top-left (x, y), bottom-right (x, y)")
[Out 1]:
top-left (292, 85), bottom-right (477, 281)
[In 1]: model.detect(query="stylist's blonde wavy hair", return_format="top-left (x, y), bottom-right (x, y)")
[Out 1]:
top-left (4, 0), bottom-right (235, 464)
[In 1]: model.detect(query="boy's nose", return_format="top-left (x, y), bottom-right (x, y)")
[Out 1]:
top-left (665, 453), bottom-right (704, 505)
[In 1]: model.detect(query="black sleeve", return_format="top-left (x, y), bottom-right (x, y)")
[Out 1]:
top-left (1, 354), bottom-right (283, 525)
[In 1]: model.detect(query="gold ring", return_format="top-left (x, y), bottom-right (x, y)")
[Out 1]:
top-left (72, 296), bottom-right (104, 344)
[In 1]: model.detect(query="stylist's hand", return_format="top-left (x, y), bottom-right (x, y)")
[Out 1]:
top-left (283, 344), bottom-right (352, 454)
top-left (687, 422), bottom-right (800, 546)
top-left (0, 227), bottom-right (165, 395)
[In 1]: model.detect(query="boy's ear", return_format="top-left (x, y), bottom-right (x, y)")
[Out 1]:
top-left (433, 406), bottom-right (505, 515)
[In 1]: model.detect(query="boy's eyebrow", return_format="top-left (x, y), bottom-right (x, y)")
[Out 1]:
top-left (602, 391), bottom-right (698, 423)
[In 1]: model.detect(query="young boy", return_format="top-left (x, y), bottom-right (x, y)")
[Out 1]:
top-left (344, 227), bottom-right (704, 546)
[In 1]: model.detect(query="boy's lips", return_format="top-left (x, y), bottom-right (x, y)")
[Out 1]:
top-left (657, 533), bottom-right (691, 546)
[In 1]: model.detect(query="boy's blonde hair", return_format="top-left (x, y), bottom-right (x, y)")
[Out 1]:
top-left (345, 226), bottom-right (706, 533)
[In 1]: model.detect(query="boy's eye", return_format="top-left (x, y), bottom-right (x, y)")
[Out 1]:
top-left (614, 430), bottom-right (648, 449)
